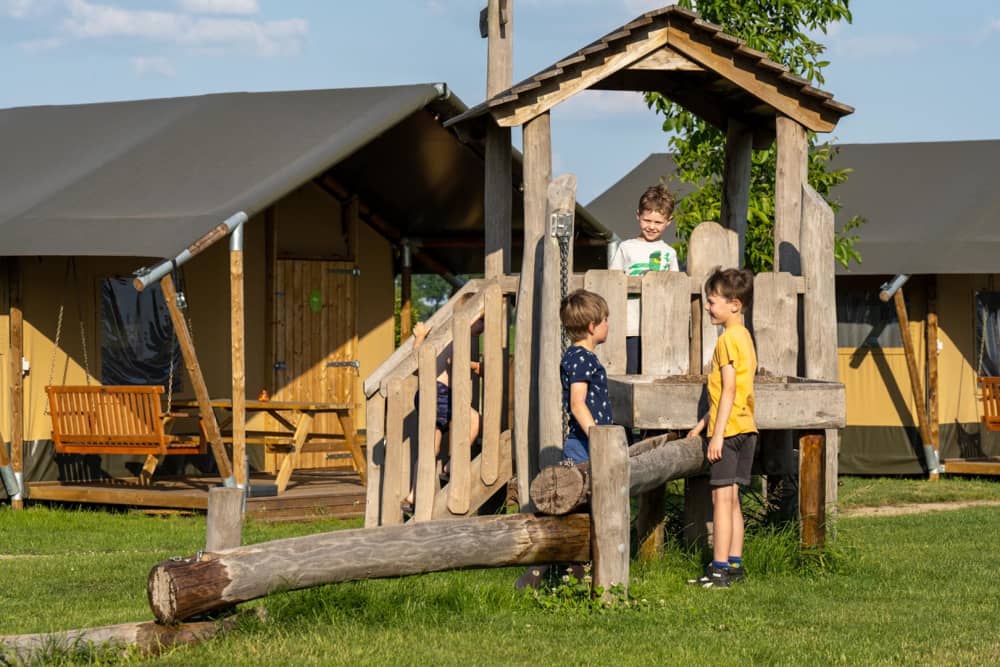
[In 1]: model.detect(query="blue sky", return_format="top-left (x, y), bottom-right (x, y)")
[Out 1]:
top-left (2, 1), bottom-right (999, 204)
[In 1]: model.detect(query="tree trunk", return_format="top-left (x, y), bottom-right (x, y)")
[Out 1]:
top-left (148, 513), bottom-right (590, 623)
top-left (530, 433), bottom-right (708, 515)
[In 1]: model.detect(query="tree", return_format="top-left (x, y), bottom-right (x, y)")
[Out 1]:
top-left (645, 0), bottom-right (863, 273)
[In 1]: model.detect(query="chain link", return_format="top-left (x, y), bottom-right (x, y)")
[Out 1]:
top-left (44, 304), bottom-right (65, 415)
top-left (552, 213), bottom-right (573, 443)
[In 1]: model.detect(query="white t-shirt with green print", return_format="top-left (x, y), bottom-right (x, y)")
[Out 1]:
top-left (609, 238), bottom-right (679, 336)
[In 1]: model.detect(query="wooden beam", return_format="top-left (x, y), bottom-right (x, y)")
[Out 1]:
top-left (205, 487), bottom-right (243, 552)
top-left (927, 291), bottom-right (940, 481)
top-left (892, 288), bottom-right (936, 476)
top-left (7, 257), bottom-right (23, 509)
top-left (495, 27), bottom-right (671, 127)
top-left (664, 25), bottom-right (839, 132)
top-left (774, 116), bottom-right (807, 275)
top-left (148, 513), bottom-right (592, 623)
top-left (626, 45), bottom-right (704, 72)
top-left (589, 426), bottom-right (630, 601)
top-left (230, 233), bottom-right (247, 488)
top-left (799, 432), bottom-right (826, 548)
top-left (513, 111), bottom-right (551, 509)
top-left (363, 392), bottom-right (386, 527)
top-left (399, 242), bottom-right (413, 342)
top-left (720, 118), bottom-right (753, 264)
top-left (485, 0), bottom-right (513, 279)
top-left (800, 184), bottom-right (842, 506)
top-left (160, 274), bottom-right (234, 483)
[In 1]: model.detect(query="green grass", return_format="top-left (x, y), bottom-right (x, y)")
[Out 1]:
top-left (2, 479), bottom-right (1000, 665)
top-left (839, 475), bottom-right (1000, 509)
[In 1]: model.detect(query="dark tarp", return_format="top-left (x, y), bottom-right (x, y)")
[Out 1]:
top-left (589, 142), bottom-right (1000, 275)
top-left (0, 85), bottom-right (445, 258)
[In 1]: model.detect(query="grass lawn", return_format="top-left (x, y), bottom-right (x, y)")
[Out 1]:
top-left (2, 477), bottom-right (999, 665)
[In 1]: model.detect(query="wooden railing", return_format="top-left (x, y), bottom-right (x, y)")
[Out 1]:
top-left (365, 278), bottom-right (516, 526)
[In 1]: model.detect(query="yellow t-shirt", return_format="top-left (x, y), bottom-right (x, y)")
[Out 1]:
top-left (707, 323), bottom-right (757, 437)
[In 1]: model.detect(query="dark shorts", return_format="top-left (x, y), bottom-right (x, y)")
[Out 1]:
top-left (710, 432), bottom-right (758, 487)
top-left (435, 381), bottom-right (451, 430)
top-left (563, 436), bottom-right (590, 464)
top-left (625, 336), bottom-right (641, 375)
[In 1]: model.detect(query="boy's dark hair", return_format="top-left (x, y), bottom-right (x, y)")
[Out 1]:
top-left (637, 185), bottom-right (675, 218)
top-left (560, 289), bottom-right (609, 342)
top-left (704, 267), bottom-right (754, 309)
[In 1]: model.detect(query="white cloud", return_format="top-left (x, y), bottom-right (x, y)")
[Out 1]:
top-left (1, 0), bottom-right (53, 18)
top-left (18, 36), bottom-right (61, 52)
top-left (63, 0), bottom-right (308, 57)
top-left (557, 90), bottom-right (648, 119)
top-left (178, 0), bottom-right (258, 16)
top-left (132, 55), bottom-right (176, 77)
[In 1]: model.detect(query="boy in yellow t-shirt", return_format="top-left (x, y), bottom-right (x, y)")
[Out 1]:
top-left (687, 267), bottom-right (757, 588)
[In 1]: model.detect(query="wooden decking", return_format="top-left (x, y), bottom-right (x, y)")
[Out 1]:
top-left (942, 457), bottom-right (1000, 476)
top-left (26, 469), bottom-right (365, 522)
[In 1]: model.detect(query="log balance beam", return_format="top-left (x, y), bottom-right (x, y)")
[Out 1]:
top-left (148, 513), bottom-right (590, 623)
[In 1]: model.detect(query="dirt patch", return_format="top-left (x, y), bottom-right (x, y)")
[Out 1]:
top-left (841, 499), bottom-right (1000, 518)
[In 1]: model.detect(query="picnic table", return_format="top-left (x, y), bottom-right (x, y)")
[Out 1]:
top-left (173, 398), bottom-right (364, 492)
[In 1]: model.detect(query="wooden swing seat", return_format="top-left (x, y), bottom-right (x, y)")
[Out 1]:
top-left (47, 385), bottom-right (206, 456)
top-left (979, 376), bottom-right (1000, 432)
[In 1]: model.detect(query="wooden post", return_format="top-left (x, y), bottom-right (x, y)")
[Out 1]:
top-left (230, 231), bottom-right (247, 488)
top-left (149, 513), bottom-right (591, 623)
top-left (589, 426), bottom-right (630, 601)
top-left (892, 288), bottom-right (936, 476)
top-left (800, 184), bottom-right (842, 508)
top-left (640, 271), bottom-right (689, 375)
top-left (539, 174), bottom-right (576, 468)
top-left (449, 301), bottom-right (474, 515)
top-left (481, 282), bottom-right (504, 484)
top-left (160, 274), bottom-right (234, 484)
top-left (513, 110), bottom-right (551, 510)
top-left (774, 116), bottom-right (807, 276)
top-left (7, 258), bottom-right (23, 509)
top-left (799, 432), bottom-right (826, 548)
top-left (400, 240), bottom-right (413, 343)
top-left (382, 376), bottom-right (413, 526)
top-left (584, 270), bottom-right (628, 374)
top-left (364, 392), bottom-right (386, 527)
top-left (927, 287), bottom-right (940, 481)
top-left (720, 118), bottom-right (753, 265)
top-left (635, 486), bottom-right (665, 561)
top-left (484, 0), bottom-right (513, 279)
top-left (414, 342), bottom-right (437, 522)
top-left (205, 487), bottom-right (243, 552)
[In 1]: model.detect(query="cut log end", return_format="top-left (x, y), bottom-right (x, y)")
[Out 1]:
top-left (148, 557), bottom-right (231, 624)
top-left (530, 463), bottom-right (589, 515)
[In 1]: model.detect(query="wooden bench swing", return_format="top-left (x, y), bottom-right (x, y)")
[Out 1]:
top-left (978, 377), bottom-right (1000, 432)
top-left (45, 262), bottom-right (205, 459)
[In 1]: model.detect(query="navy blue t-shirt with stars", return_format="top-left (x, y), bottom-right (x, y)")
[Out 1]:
top-left (561, 345), bottom-right (612, 441)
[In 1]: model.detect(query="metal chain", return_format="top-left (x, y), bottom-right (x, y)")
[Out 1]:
top-left (44, 304), bottom-right (65, 415)
top-left (552, 212), bottom-right (573, 443)
top-left (79, 321), bottom-right (91, 386)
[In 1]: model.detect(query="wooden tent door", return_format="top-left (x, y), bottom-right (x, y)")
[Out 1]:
top-left (266, 259), bottom-right (358, 473)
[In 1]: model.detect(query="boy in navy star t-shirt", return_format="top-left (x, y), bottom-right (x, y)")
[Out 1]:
top-left (559, 289), bottom-right (613, 464)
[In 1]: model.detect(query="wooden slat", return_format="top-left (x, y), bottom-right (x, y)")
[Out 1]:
top-left (364, 393), bottom-right (386, 527)
top-left (448, 302), bottom-right (474, 515)
top-left (584, 270), bottom-right (628, 375)
top-left (481, 282), bottom-right (503, 484)
top-left (382, 378), bottom-right (407, 526)
top-left (640, 271), bottom-right (689, 374)
top-left (775, 116), bottom-right (808, 275)
top-left (414, 342), bottom-right (437, 522)
top-left (686, 222), bottom-right (739, 373)
top-left (752, 273), bottom-right (799, 377)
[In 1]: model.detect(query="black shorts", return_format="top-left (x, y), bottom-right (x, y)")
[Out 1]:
top-left (710, 432), bottom-right (758, 487)
top-left (415, 381), bottom-right (451, 431)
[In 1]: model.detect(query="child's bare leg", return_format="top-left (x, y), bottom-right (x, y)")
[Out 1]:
top-left (470, 407), bottom-right (481, 443)
top-left (728, 488), bottom-right (745, 559)
top-left (712, 484), bottom-right (737, 564)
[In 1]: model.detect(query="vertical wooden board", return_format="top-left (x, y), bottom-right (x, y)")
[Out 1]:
top-left (481, 282), bottom-right (503, 485)
top-left (584, 270), bottom-right (627, 374)
top-left (799, 432), bottom-right (826, 548)
top-left (775, 116), bottom-right (807, 275)
top-left (640, 271), bottom-right (690, 375)
top-left (381, 378), bottom-right (408, 525)
top-left (414, 343), bottom-right (438, 521)
top-left (448, 304), bottom-right (474, 515)
top-left (752, 273), bottom-right (799, 376)
top-left (687, 222), bottom-right (739, 373)
top-left (800, 184), bottom-right (840, 503)
top-left (539, 235), bottom-right (564, 467)
top-left (589, 426), bottom-right (630, 600)
top-left (364, 393), bottom-right (386, 527)
top-left (720, 119), bottom-right (753, 264)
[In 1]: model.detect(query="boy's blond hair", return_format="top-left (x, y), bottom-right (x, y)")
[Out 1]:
top-left (637, 185), bottom-right (675, 218)
top-left (705, 267), bottom-right (754, 309)
top-left (560, 289), bottom-right (609, 342)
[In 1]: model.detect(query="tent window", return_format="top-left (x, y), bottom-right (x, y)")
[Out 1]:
top-left (974, 292), bottom-right (1000, 376)
top-left (100, 276), bottom-right (182, 389)
top-left (836, 289), bottom-right (903, 349)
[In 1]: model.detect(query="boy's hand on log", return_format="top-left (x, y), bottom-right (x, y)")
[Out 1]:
top-left (707, 435), bottom-right (724, 463)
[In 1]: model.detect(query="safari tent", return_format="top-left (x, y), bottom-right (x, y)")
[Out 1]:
top-left (0, 84), bottom-right (611, 510)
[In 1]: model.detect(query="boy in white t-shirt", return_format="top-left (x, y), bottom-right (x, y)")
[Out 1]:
top-left (608, 185), bottom-right (679, 374)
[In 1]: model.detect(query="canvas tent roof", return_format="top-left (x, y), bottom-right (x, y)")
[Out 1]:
top-left (588, 142), bottom-right (1000, 275)
top-left (0, 84), bottom-right (611, 271)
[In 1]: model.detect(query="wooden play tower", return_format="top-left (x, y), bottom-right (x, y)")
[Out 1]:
top-left (364, 4), bottom-right (851, 545)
